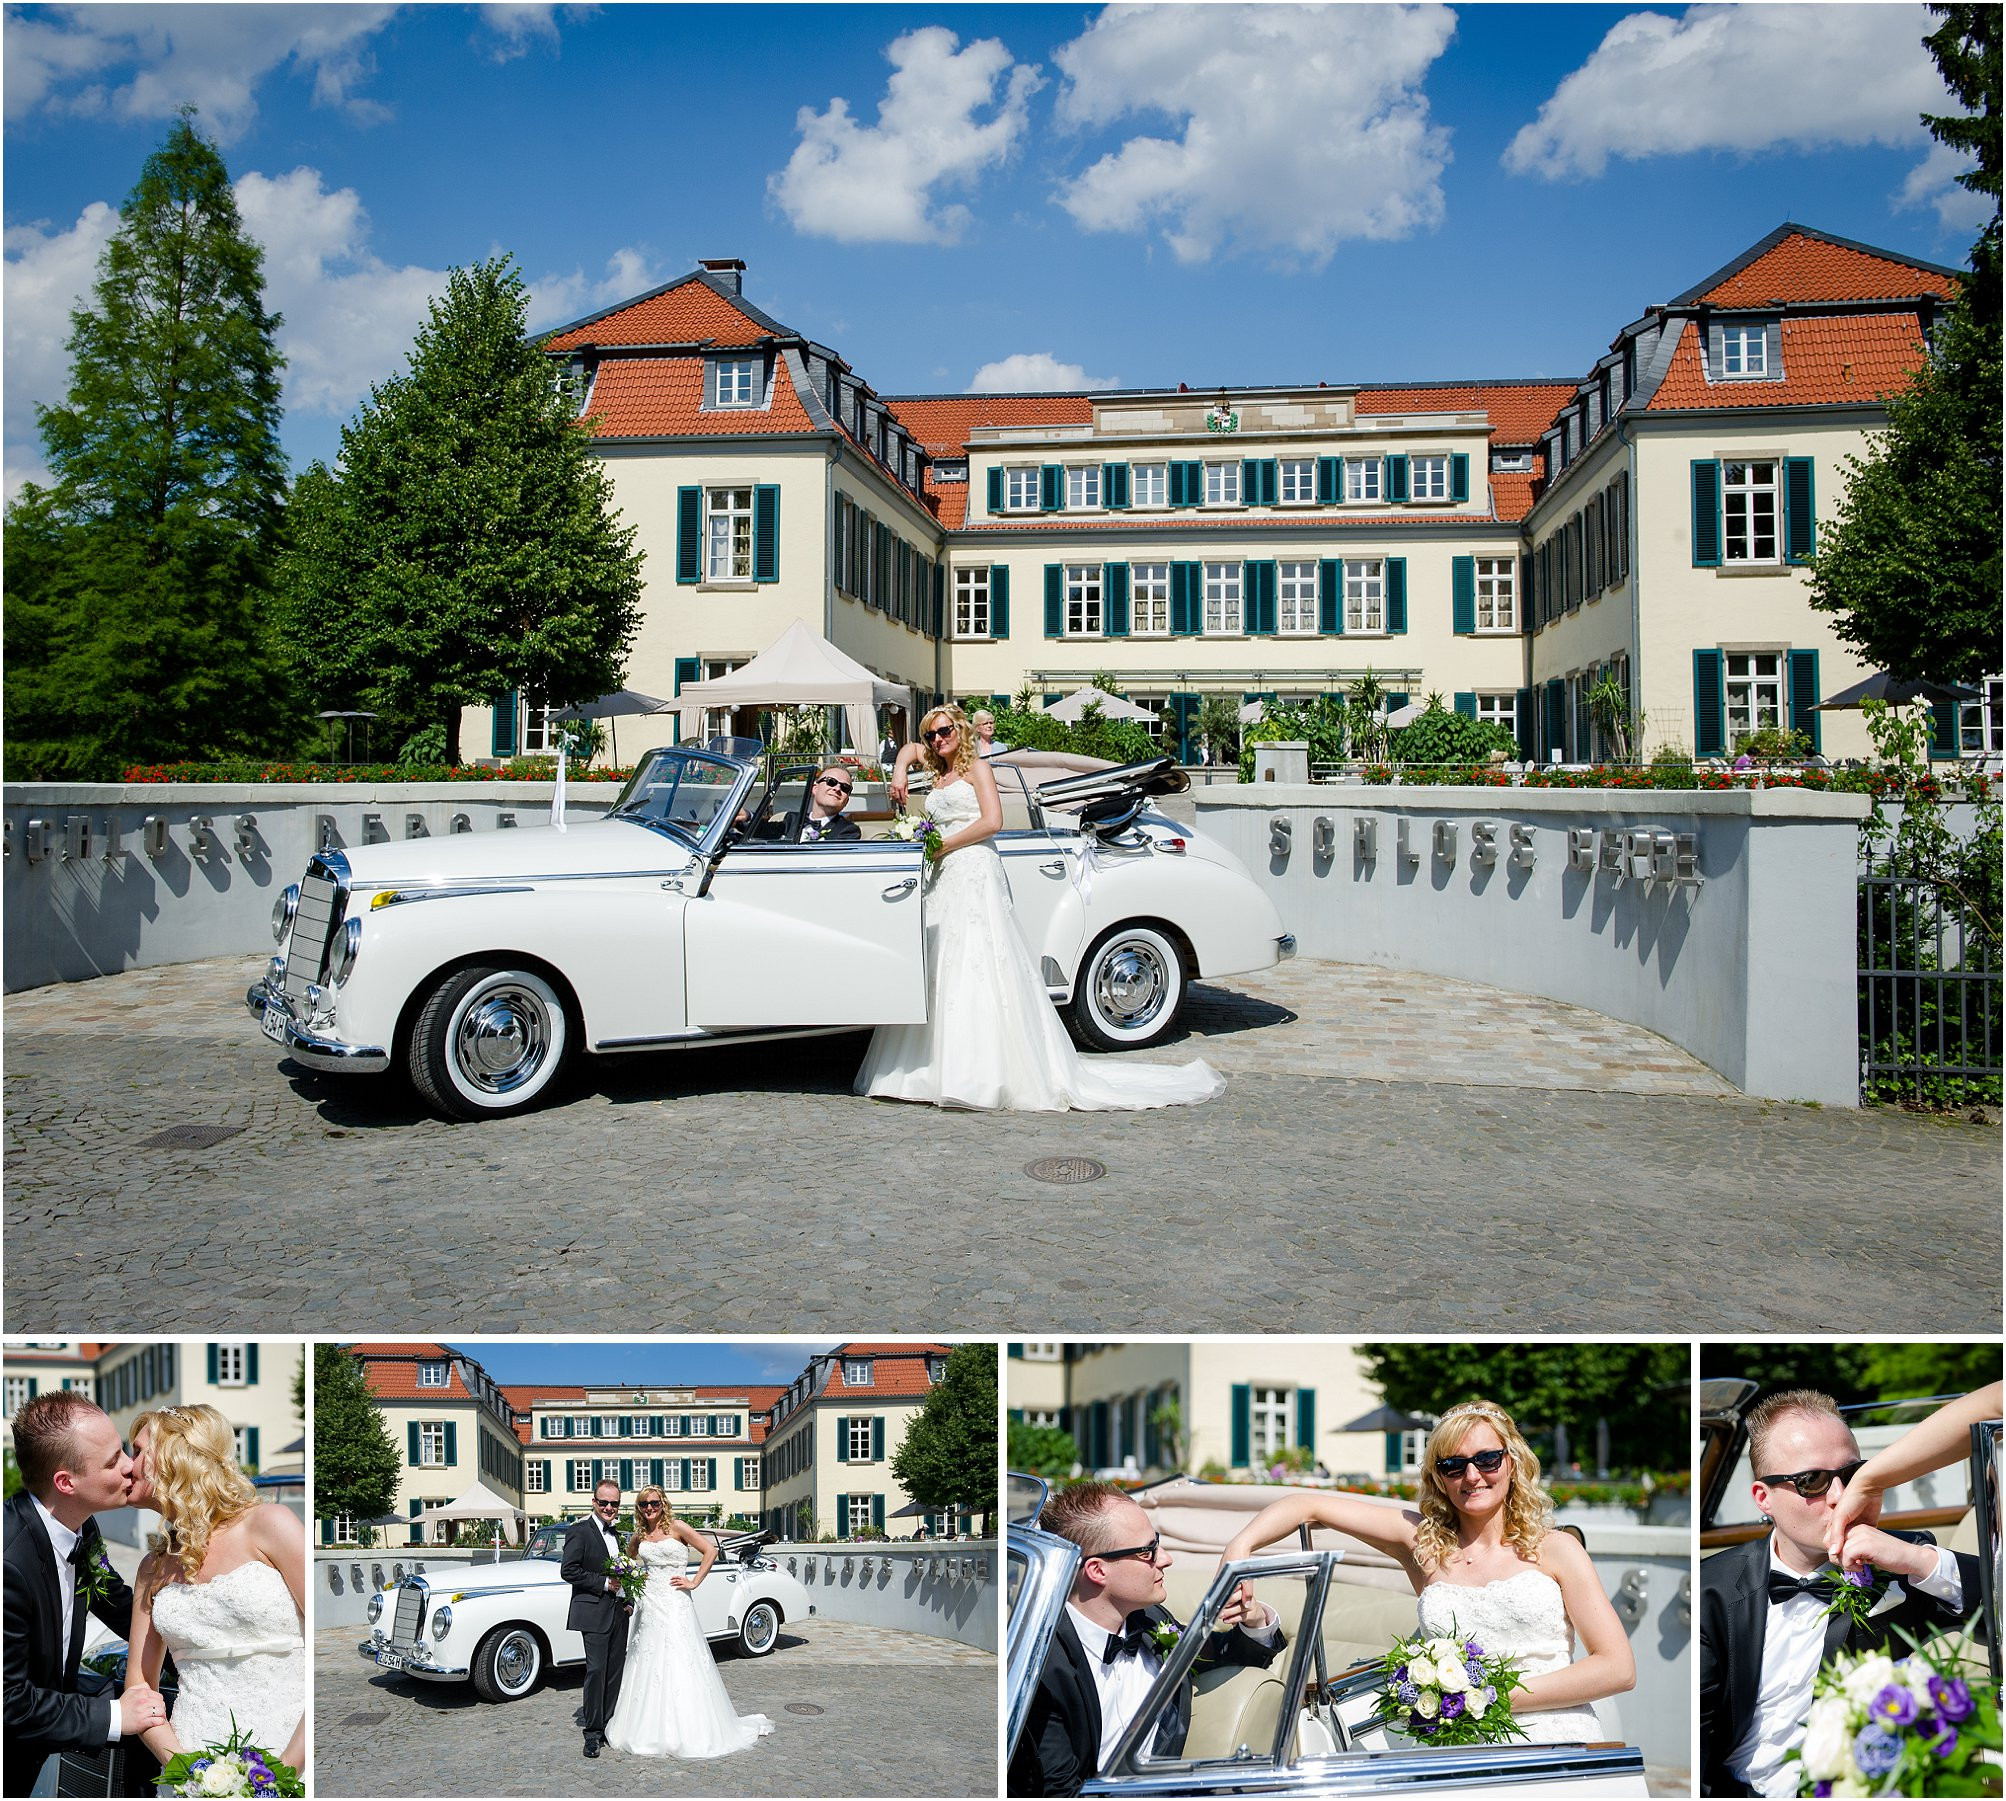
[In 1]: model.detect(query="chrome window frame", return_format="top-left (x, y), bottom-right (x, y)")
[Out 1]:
top-left (1006, 1521), bottom-right (1080, 1757)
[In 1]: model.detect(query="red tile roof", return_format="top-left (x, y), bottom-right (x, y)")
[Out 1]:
top-left (1646, 313), bottom-right (1930, 411)
top-left (923, 473), bottom-right (969, 528)
top-left (1355, 383), bottom-right (1572, 444)
top-left (355, 1345), bottom-right (481, 1403)
top-left (582, 357), bottom-right (816, 439)
top-left (1488, 470), bottom-right (1541, 523)
top-left (888, 395), bottom-right (1096, 455)
top-left (1695, 232), bottom-right (1960, 307)
top-left (824, 1343), bottom-right (954, 1400)
top-left (543, 279), bottom-right (778, 352)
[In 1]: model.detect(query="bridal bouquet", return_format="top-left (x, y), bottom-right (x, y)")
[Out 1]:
top-left (887, 811), bottom-right (944, 861)
top-left (158, 1718), bottom-right (304, 1797)
top-left (1371, 1626), bottom-right (1530, 1747)
top-left (605, 1552), bottom-right (650, 1602)
top-left (1787, 1632), bottom-right (2000, 1797)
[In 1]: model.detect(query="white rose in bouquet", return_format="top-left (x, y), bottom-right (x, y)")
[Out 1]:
top-left (1413, 1689), bottom-right (1440, 1719)
top-left (1435, 1658), bottom-right (1470, 1693)
top-left (1830, 1777), bottom-right (1869, 1799)
top-left (1466, 1686), bottom-right (1496, 1717)
top-left (1839, 1651), bottom-right (1896, 1708)
top-left (199, 1757), bottom-right (247, 1797)
top-left (1407, 1656), bottom-right (1438, 1688)
top-left (1430, 1637), bottom-right (1462, 1663)
top-left (1798, 1696), bottom-right (1857, 1783)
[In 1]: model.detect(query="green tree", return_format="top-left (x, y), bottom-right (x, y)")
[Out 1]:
top-left (1007, 1419), bottom-right (1080, 1481)
top-left (3, 111), bottom-right (299, 779)
top-left (1698, 1342), bottom-right (2001, 1407)
top-left (1805, 6), bottom-right (2000, 682)
top-left (1360, 1343), bottom-right (1689, 1474)
top-left (313, 1344), bottom-right (401, 1533)
top-left (1391, 698), bottom-right (1519, 765)
top-left (891, 1345), bottom-right (998, 1532)
top-left (276, 256), bottom-right (645, 764)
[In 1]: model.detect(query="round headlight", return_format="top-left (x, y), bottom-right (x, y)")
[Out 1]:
top-left (271, 884), bottom-right (299, 943)
top-left (328, 916), bottom-right (362, 985)
top-left (430, 1604), bottom-right (453, 1641)
top-left (367, 1592), bottom-right (383, 1624)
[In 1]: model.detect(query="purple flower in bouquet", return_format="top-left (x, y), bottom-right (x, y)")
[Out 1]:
top-left (1395, 1681), bottom-right (1419, 1706)
top-left (1464, 1640), bottom-right (1485, 1661)
top-left (1851, 1724), bottom-right (1901, 1779)
top-left (1868, 1683), bottom-right (1918, 1729)
top-left (1811, 1783), bottom-right (1832, 1798)
top-left (1929, 1674), bottom-right (1974, 1723)
top-left (1411, 1715), bottom-right (1439, 1736)
top-left (1440, 1692), bottom-right (1466, 1721)
top-left (1929, 1722), bottom-right (1961, 1759)
top-left (1844, 1565), bottom-right (1873, 1589)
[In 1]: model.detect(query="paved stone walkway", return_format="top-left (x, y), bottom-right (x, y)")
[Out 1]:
top-left (5, 955), bottom-right (1997, 1334)
top-left (314, 1621), bottom-right (997, 1797)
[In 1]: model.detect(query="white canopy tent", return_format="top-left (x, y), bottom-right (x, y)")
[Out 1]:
top-left (412, 1479), bottom-right (533, 1558)
top-left (672, 618), bottom-right (914, 754)
top-left (1041, 685), bottom-right (1158, 724)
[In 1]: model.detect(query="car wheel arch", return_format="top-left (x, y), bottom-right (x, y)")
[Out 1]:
top-left (393, 951), bottom-right (586, 1070)
top-left (1076, 915), bottom-right (1195, 987)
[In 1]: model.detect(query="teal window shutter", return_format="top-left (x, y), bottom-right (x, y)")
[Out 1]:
top-left (619, 1457), bottom-right (633, 1490)
top-left (872, 1417), bottom-right (885, 1460)
top-left (1454, 692), bottom-right (1477, 719)
top-left (1788, 649), bottom-right (1821, 752)
top-left (209, 1345), bottom-right (219, 1384)
top-left (872, 1493), bottom-right (885, 1531)
top-left (1041, 464), bottom-right (1063, 511)
top-left (444, 1421), bottom-right (457, 1465)
top-left (835, 1417), bottom-right (850, 1462)
top-left (930, 558), bottom-right (944, 638)
top-left (1451, 557), bottom-right (1476, 635)
top-left (1386, 558), bottom-right (1408, 634)
top-left (1242, 458), bottom-right (1277, 505)
top-left (245, 1426), bottom-right (258, 1468)
top-left (1385, 455), bottom-right (1409, 502)
top-left (490, 692), bottom-right (516, 759)
top-left (1171, 460), bottom-right (1202, 508)
top-left (1784, 457), bottom-right (1816, 563)
top-left (1104, 463), bottom-right (1130, 509)
top-left (1144, 1402), bottom-right (1160, 1467)
top-left (706, 1457), bottom-right (717, 1489)
top-left (1693, 650), bottom-right (1725, 756)
top-left (1170, 562), bottom-right (1200, 635)
top-left (409, 1498), bottom-right (422, 1545)
top-left (986, 467), bottom-right (1004, 514)
top-left (753, 484), bottom-right (780, 582)
top-left (735, 1458), bottom-right (746, 1491)
top-left (1930, 700), bottom-right (1958, 760)
top-left (1384, 1432), bottom-right (1401, 1475)
top-left (1105, 562), bottom-right (1129, 636)
top-left (1316, 457), bottom-right (1340, 504)
top-left (1691, 461), bottom-right (1723, 566)
top-left (1450, 453), bottom-right (1469, 503)
top-left (1246, 560), bottom-right (1277, 634)
top-left (836, 1493), bottom-right (850, 1538)
top-left (677, 486), bottom-right (702, 582)
top-left (1044, 564), bottom-right (1063, 637)
top-left (321, 1518), bottom-right (334, 1546)
top-left (1295, 1387), bottom-right (1315, 1451)
top-left (1167, 692), bottom-right (1199, 762)
top-left (407, 1422), bottom-right (420, 1465)
top-left (1230, 1384), bottom-right (1251, 1467)
top-left (991, 566), bottom-right (1010, 638)
top-left (1319, 558), bottom-right (1342, 634)
top-left (1516, 687), bottom-right (1535, 759)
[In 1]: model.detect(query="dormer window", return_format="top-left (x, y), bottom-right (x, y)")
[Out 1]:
top-left (1721, 324), bottom-right (1768, 378)
top-left (417, 1360), bottom-right (448, 1387)
top-left (842, 1357), bottom-right (873, 1386)
top-left (713, 356), bottom-right (759, 408)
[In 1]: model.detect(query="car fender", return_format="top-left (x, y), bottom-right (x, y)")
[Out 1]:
top-left (1063, 848), bottom-right (1286, 981)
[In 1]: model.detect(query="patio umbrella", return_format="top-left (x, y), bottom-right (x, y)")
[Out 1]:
top-left (1384, 701), bottom-right (1426, 729)
top-left (1813, 671), bottom-right (1980, 710)
top-left (1042, 686), bottom-right (1158, 723)
top-left (553, 689), bottom-right (673, 767)
top-left (1338, 1404), bottom-right (1433, 1434)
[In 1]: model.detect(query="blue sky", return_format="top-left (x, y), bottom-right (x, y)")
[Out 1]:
top-left (438, 1339), bottom-right (844, 1387)
top-left (4, 4), bottom-right (1982, 494)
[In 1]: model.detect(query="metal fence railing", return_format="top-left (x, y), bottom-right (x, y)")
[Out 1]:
top-left (1858, 875), bottom-right (2002, 1100)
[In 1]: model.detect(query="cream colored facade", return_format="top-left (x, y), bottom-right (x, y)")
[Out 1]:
top-left (517, 1389), bottom-right (767, 1527)
top-left (346, 1346), bottom-right (525, 1548)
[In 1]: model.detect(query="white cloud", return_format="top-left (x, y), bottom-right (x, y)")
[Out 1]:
top-left (525, 247), bottom-right (666, 332)
top-left (968, 352), bottom-right (1119, 393)
top-left (3, 202), bottom-right (119, 498)
top-left (769, 26), bottom-right (1042, 244)
top-left (4, 4), bottom-right (398, 140)
top-left (1504, 4), bottom-right (1947, 180)
top-left (1051, 4), bottom-right (1455, 267)
top-left (476, 4), bottom-right (562, 63)
top-left (1897, 140), bottom-right (1992, 234)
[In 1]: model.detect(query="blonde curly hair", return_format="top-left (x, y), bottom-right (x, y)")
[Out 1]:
top-left (627, 1484), bottom-right (671, 1556)
top-left (918, 705), bottom-right (978, 780)
top-left (1412, 1399), bottom-right (1553, 1573)
top-left (139, 1404), bottom-right (260, 1582)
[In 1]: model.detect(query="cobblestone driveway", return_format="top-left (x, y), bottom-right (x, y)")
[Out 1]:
top-left (5, 955), bottom-right (1998, 1334)
top-left (313, 1622), bottom-right (996, 1797)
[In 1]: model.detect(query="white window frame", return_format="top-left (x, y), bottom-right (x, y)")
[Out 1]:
top-left (330, 1511), bottom-right (356, 1544)
top-left (418, 1422), bottom-right (448, 1467)
top-left (663, 1415), bottom-right (684, 1437)
top-left (526, 1461), bottom-right (547, 1493)
top-left (847, 1417), bottom-right (876, 1461)
top-left (1960, 677), bottom-right (2004, 755)
top-left (1344, 458), bottom-right (1382, 504)
top-left (688, 1459), bottom-right (713, 1492)
top-left (953, 567), bottom-right (990, 639)
top-left (1725, 652), bottom-right (1785, 741)
top-left (1410, 455), bottom-right (1449, 502)
top-left (1202, 461), bottom-right (1241, 507)
top-left (598, 1415), bottom-right (620, 1438)
top-left (847, 1493), bottom-right (875, 1535)
top-left (1399, 1428), bottom-right (1428, 1475)
top-left (234, 1426), bottom-right (255, 1467)
top-left (705, 486), bottom-right (755, 582)
top-left (714, 357), bottom-right (758, 407)
top-left (1722, 461), bottom-right (1779, 565)
top-left (1065, 465), bottom-right (1102, 510)
top-left (1277, 459), bottom-right (1316, 505)
top-left (1004, 467), bottom-right (1040, 513)
top-left (416, 1361), bottom-right (448, 1388)
top-left (1277, 561), bottom-right (1319, 636)
top-left (1202, 562), bottom-right (1242, 636)
top-left (1249, 1386), bottom-right (1292, 1465)
top-left (1476, 694), bottom-right (1519, 739)
top-left (1475, 558), bottom-right (1516, 633)
top-left (738, 1456), bottom-right (762, 1490)
top-left (842, 1359), bottom-right (873, 1386)
top-left (1065, 564), bottom-right (1103, 637)
top-left (1344, 559), bottom-right (1385, 635)
top-left (1130, 564), bottom-right (1170, 637)
top-left (214, 1343), bottom-right (248, 1387)
top-left (3, 1377), bottom-right (30, 1415)
top-left (1721, 325), bottom-right (1768, 378)
top-left (664, 1459), bottom-right (683, 1491)
top-left (1019, 1409), bottom-right (1061, 1428)
top-left (519, 692), bottom-right (559, 754)
top-left (1019, 1343), bottom-right (1063, 1361)
top-left (1131, 463), bottom-right (1168, 509)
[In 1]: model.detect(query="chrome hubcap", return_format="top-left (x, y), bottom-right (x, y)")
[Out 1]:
top-left (1095, 942), bottom-right (1169, 1028)
top-left (496, 1633), bottom-right (536, 1690)
top-left (454, 984), bottom-right (551, 1093)
top-left (745, 1606), bottom-right (776, 1650)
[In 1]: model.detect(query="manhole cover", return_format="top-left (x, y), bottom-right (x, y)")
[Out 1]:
top-left (1025, 1156), bottom-right (1106, 1185)
top-left (341, 1711), bottom-right (386, 1727)
top-left (142, 1123), bottom-right (245, 1151)
top-left (785, 1703), bottom-right (826, 1716)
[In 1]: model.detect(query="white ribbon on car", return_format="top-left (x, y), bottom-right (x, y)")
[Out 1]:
top-left (168, 1637), bottom-right (301, 1661)
top-left (551, 742), bottom-right (568, 833)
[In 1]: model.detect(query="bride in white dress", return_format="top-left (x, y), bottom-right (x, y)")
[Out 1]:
top-left (1220, 1399), bottom-right (1633, 1744)
top-left (605, 1486), bottom-right (774, 1759)
top-left (858, 706), bottom-right (1224, 1110)
top-left (124, 1405), bottom-right (306, 1783)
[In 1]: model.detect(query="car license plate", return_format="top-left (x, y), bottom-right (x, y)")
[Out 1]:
top-left (374, 1647), bottom-right (407, 1671)
top-left (260, 1002), bottom-right (287, 1045)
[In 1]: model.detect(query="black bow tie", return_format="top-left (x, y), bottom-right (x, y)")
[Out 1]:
top-left (1767, 1570), bottom-right (1842, 1605)
top-left (67, 1522), bottom-right (99, 1566)
top-left (1103, 1612), bottom-right (1160, 1665)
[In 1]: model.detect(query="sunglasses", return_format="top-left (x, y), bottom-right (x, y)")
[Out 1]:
top-left (593, 1497), bottom-right (620, 1508)
top-left (1093, 1533), bottom-right (1164, 1564)
top-left (1437, 1448), bottom-right (1510, 1479)
top-left (637, 1500), bottom-right (663, 1511)
top-left (815, 777), bottom-right (852, 794)
top-left (1758, 1459), bottom-right (1867, 1498)
top-left (923, 724), bottom-right (956, 741)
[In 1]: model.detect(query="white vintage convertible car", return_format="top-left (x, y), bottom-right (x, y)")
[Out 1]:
top-left (360, 1524), bottom-right (814, 1702)
top-left (247, 744), bottom-right (1293, 1119)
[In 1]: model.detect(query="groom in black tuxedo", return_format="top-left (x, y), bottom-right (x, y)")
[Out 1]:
top-left (4, 1392), bottom-right (166, 1798)
top-left (1700, 1389), bottom-right (1981, 1797)
top-left (1009, 1482), bottom-right (1286, 1798)
top-left (561, 1481), bottom-right (633, 1760)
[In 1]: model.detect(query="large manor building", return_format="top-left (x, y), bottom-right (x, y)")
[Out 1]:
top-left (467, 224), bottom-right (1996, 769)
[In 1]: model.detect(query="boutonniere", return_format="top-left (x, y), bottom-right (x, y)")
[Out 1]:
top-left (1146, 1620), bottom-right (1181, 1656)
top-left (1820, 1564), bottom-right (1893, 1630)
top-left (75, 1542), bottom-right (118, 1608)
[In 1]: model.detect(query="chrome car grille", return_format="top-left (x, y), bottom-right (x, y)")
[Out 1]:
top-left (391, 1583), bottom-right (425, 1644)
top-left (282, 859), bottom-right (345, 1003)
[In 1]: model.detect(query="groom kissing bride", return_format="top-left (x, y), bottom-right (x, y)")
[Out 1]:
top-left (3, 1392), bottom-right (167, 1796)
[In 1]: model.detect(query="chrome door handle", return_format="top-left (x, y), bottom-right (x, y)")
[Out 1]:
top-left (1039, 859), bottom-right (1066, 875)
top-left (661, 877), bottom-right (685, 891)
top-left (882, 878), bottom-right (917, 899)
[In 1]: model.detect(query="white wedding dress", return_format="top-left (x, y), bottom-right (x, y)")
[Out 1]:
top-left (603, 1538), bottom-right (773, 1759)
top-left (1414, 1570), bottom-right (1602, 1744)
top-left (854, 780), bottom-right (1225, 1110)
top-left (149, 1560), bottom-right (304, 1758)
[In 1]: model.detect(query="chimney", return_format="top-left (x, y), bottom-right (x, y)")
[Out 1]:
top-left (700, 258), bottom-right (745, 298)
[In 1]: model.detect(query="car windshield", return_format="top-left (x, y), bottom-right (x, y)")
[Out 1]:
top-left (526, 1528), bottom-right (567, 1561)
top-left (607, 747), bottom-right (746, 847)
